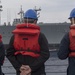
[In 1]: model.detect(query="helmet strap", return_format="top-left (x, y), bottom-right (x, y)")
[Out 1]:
top-left (71, 18), bottom-right (75, 25)
top-left (27, 17), bottom-right (28, 27)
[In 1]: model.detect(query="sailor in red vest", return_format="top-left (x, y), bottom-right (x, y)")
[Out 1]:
top-left (0, 34), bottom-right (5, 75)
top-left (58, 8), bottom-right (75, 75)
top-left (6, 9), bottom-right (50, 75)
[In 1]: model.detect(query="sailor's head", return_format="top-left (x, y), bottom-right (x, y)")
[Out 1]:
top-left (24, 9), bottom-right (38, 24)
top-left (68, 8), bottom-right (75, 25)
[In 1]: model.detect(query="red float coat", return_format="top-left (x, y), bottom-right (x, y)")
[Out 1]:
top-left (69, 25), bottom-right (75, 57)
top-left (12, 23), bottom-right (40, 58)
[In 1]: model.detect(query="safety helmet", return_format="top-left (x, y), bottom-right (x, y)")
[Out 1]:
top-left (24, 9), bottom-right (38, 20)
top-left (68, 8), bottom-right (75, 19)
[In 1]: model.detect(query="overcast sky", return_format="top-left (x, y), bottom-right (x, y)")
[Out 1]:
top-left (0, 0), bottom-right (75, 25)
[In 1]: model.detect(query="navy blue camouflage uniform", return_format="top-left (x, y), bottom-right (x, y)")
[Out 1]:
top-left (6, 33), bottom-right (50, 75)
top-left (58, 32), bottom-right (75, 75)
top-left (0, 35), bottom-right (5, 75)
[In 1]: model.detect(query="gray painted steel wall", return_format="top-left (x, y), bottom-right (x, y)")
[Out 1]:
top-left (0, 23), bottom-right (70, 44)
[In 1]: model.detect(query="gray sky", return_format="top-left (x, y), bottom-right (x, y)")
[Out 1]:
top-left (1, 0), bottom-right (75, 25)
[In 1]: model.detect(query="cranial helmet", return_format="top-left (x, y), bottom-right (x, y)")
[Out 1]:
top-left (68, 8), bottom-right (75, 19)
top-left (24, 9), bottom-right (38, 20)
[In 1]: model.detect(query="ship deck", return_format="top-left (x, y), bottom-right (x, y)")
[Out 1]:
top-left (2, 51), bottom-right (68, 75)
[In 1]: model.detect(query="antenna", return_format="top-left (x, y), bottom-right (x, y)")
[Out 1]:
top-left (34, 6), bottom-right (41, 18)
top-left (18, 5), bottom-right (24, 23)
top-left (0, 0), bottom-right (3, 25)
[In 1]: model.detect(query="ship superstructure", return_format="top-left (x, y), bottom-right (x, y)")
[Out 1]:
top-left (0, 4), bottom-right (70, 49)
top-left (0, 23), bottom-right (70, 49)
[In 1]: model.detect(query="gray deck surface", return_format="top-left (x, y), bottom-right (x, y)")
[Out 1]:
top-left (2, 51), bottom-right (68, 75)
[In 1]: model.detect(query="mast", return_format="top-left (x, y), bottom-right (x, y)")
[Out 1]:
top-left (18, 6), bottom-right (41, 23)
top-left (34, 6), bottom-right (41, 18)
top-left (0, 0), bottom-right (3, 25)
top-left (18, 5), bottom-right (24, 23)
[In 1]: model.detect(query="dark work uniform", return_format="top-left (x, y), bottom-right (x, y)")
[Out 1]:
top-left (6, 33), bottom-right (50, 75)
top-left (0, 35), bottom-right (5, 75)
top-left (57, 32), bottom-right (75, 75)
